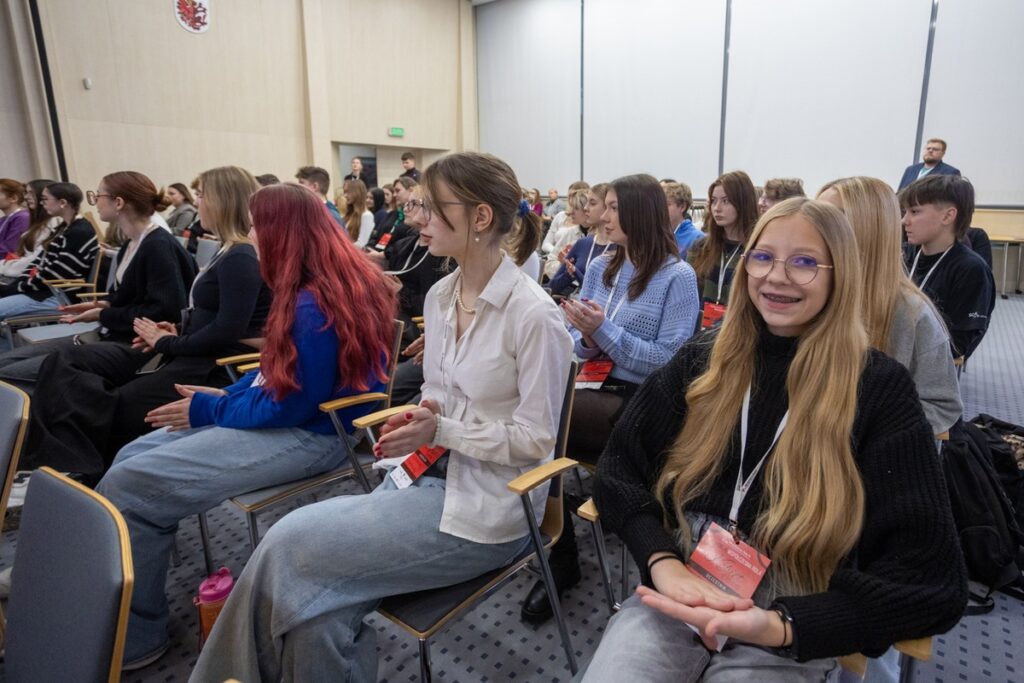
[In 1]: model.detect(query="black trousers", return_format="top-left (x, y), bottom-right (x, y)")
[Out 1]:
top-left (549, 382), bottom-right (638, 572)
top-left (24, 342), bottom-right (230, 478)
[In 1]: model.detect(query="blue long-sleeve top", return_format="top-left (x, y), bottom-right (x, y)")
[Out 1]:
top-left (548, 236), bottom-right (615, 296)
top-left (570, 255), bottom-right (700, 385)
top-left (674, 219), bottom-right (704, 256)
top-left (189, 290), bottom-right (385, 434)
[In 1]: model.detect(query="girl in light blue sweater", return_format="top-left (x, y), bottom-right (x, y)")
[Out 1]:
top-left (521, 173), bottom-right (700, 625)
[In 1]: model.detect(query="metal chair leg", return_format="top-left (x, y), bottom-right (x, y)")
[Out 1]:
top-left (521, 495), bottom-right (578, 675)
top-left (897, 652), bottom-right (914, 683)
top-left (418, 638), bottom-right (432, 683)
top-left (588, 517), bottom-right (620, 614)
top-left (246, 511), bottom-right (260, 552)
top-left (171, 538), bottom-right (182, 567)
top-left (618, 540), bottom-right (626, 602)
top-left (197, 511), bottom-right (215, 576)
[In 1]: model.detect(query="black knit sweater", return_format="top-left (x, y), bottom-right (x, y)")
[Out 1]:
top-left (593, 329), bottom-right (968, 661)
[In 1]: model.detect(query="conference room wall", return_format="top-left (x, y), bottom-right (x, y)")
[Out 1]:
top-left (0, 0), bottom-right (59, 181)
top-left (24, 0), bottom-right (473, 197)
top-left (476, 0), bottom-right (1023, 208)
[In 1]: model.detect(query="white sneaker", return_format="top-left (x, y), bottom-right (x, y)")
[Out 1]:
top-left (6, 471), bottom-right (31, 509)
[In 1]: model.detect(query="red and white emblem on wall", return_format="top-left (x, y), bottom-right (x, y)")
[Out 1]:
top-left (174, 0), bottom-right (210, 34)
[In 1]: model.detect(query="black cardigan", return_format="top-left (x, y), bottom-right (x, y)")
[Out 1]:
top-left (153, 243), bottom-right (271, 357)
top-left (593, 330), bottom-right (968, 661)
top-left (99, 228), bottom-right (196, 340)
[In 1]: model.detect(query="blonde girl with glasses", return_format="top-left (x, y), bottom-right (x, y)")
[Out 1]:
top-left (580, 198), bottom-right (967, 683)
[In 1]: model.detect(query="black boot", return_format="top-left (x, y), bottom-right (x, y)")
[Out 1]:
top-left (521, 501), bottom-right (581, 624)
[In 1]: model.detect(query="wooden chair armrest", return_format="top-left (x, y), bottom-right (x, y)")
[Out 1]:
top-left (577, 498), bottom-right (599, 523)
top-left (43, 278), bottom-right (84, 285)
top-left (2, 313), bottom-right (63, 326)
top-left (411, 316), bottom-right (424, 324)
top-left (507, 457), bottom-right (579, 495)
top-left (49, 281), bottom-right (91, 289)
top-left (936, 431), bottom-right (949, 441)
top-left (236, 361), bottom-right (260, 373)
top-left (953, 356), bottom-right (965, 367)
top-left (838, 654), bottom-right (866, 676)
top-left (351, 404), bottom-right (418, 431)
top-left (319, 392), bottom-right (388, 413)
top-left (75, 292), bottom-right (109, 299)
top-left (215, 352), bottom-right (261, 367)
top-left (894, 636), bottom-right (931, 661)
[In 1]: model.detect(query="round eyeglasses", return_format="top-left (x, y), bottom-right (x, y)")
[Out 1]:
top-left (744, 248), bottom-right (833, 285)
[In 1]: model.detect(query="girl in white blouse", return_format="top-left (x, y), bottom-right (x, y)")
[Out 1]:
top-left (190, 152), bottom-right (573, 683)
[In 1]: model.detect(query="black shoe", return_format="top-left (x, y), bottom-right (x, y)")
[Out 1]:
top-left (520, 563), bottom-right (582, 625)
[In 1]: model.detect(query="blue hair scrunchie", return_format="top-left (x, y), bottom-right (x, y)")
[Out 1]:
top-left (517, 199), bottom-right (531, 218)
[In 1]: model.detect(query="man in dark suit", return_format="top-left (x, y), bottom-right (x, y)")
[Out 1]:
top-left (898, 138), bottom-right (960, 190)
top-left (343, 156), bottom-right (376, 188)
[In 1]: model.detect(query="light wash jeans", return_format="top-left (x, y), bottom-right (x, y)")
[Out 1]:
top-left (0, 294), bottom-right (61, 352)
top-left (579, 511), bottom-right (840, 683)
top-left (189, 475), bottom-right (531, 683)
top-left (95, 424), bottom-right (347, 662)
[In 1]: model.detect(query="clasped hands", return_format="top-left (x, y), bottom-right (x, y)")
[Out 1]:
top-left (373, 399), bottom-right (440, 458)
top-left (641, 553), bottom-right (789, 651)
top-left (560, 297), bottom-right (604, 346)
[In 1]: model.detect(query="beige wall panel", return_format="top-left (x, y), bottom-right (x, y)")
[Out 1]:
top-left (39, 0), bottom-right (308, 190)
top-left (65, 118), bottom-right (306, 198)
top-left (324, 0), bottom-right (459, 150)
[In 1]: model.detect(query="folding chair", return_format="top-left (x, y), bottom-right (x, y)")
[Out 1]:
top-left (369, 361), bottom-right (580, 681)
top-left (4, 467), bottom-right (133, 683)
top-left (0, 381), bottom-right (28, 644)
top-left (197, 321), bottom-right (406, 571)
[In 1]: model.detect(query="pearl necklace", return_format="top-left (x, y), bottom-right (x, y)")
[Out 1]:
top-left (455, 275), bottom-right (476, 315)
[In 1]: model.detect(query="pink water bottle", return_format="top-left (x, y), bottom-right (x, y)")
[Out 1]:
top-left (194, 567), bottom-right (234, 648)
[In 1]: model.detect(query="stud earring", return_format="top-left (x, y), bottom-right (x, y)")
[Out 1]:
top-left (474, 234), bottom-right (480, 242)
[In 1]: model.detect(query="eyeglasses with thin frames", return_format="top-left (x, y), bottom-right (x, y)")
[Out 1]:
top-left (86, 190), bottom-right (113, 206)
top-left (744, 248), bottom-right (833, 285)
top-left (403, 199), bottom-right (466, 222)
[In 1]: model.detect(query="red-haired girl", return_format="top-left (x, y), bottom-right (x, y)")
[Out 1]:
top-left (96, 182), bottom-right (396, 669)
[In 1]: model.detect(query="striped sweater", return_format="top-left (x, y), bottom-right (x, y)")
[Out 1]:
top-left (0, 218), bottom-right (99, 301)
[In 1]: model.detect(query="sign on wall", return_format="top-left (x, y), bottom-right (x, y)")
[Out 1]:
top-left (174, 0), bottom-right (210, 34)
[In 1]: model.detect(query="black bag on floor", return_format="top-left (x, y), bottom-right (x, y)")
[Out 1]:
top-left (940, 420), bottom-right (1024, 613)
top-left (969, 413), bottom-right (1024, 532)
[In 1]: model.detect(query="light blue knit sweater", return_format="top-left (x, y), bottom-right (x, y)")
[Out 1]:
top-left (570, 254), bottom-right (700, 384)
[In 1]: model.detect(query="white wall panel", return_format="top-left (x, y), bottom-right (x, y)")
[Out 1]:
top-left (583, 0), bottom-right (726, 195)
top-left (477, 0), bottom-right (582, 192)
top-left (924, 0), bottom-right (1024, 205)
top-left (723, 0), bottom-right (932, 196)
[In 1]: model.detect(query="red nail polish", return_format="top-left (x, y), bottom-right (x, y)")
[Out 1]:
top-left (405, 412), bottom-right (414, 420)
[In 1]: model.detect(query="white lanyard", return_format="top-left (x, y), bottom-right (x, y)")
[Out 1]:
top-left (188, 245), bottom-right (227, 310)
top-left (605, 268), bottom-right (627, 322)
top-left (717, 245), bottom-right (742, 303)
top-left (385, 243), bottom-right (429, 276)
top-left (910, 245), bottom-right (952, 290)
top-left (729, 385), bottom-right (789, 534)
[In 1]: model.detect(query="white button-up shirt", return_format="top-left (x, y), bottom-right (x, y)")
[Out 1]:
top-left (422, 255), bottom-right (573, 543)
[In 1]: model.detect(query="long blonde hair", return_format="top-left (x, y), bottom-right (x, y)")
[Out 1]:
top-left (655, 198), bottom-right (868, 594)
top-left (818, 176), bottom-right (941, 352)
top-left (197, 166), bottom-right (259, 247)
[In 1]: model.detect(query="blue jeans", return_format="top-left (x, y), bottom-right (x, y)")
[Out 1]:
top-left (189, 475), bottom-right (531, 683)
top-left (96, 424), bottom-right (347, 661)
top-left (0, 294), bottom-right (61, 351)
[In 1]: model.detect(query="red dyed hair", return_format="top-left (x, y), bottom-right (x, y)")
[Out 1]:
top-left (249, 183), bottom-right (396, 399)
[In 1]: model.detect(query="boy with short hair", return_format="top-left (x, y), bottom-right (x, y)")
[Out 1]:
top-left (295, 166), bottom-right (344, 227)
top-left (900, 174), bottom-right (994, 360)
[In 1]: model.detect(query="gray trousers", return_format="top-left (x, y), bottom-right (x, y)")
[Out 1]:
top-left (579, 594), bottom-right (840, 683)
